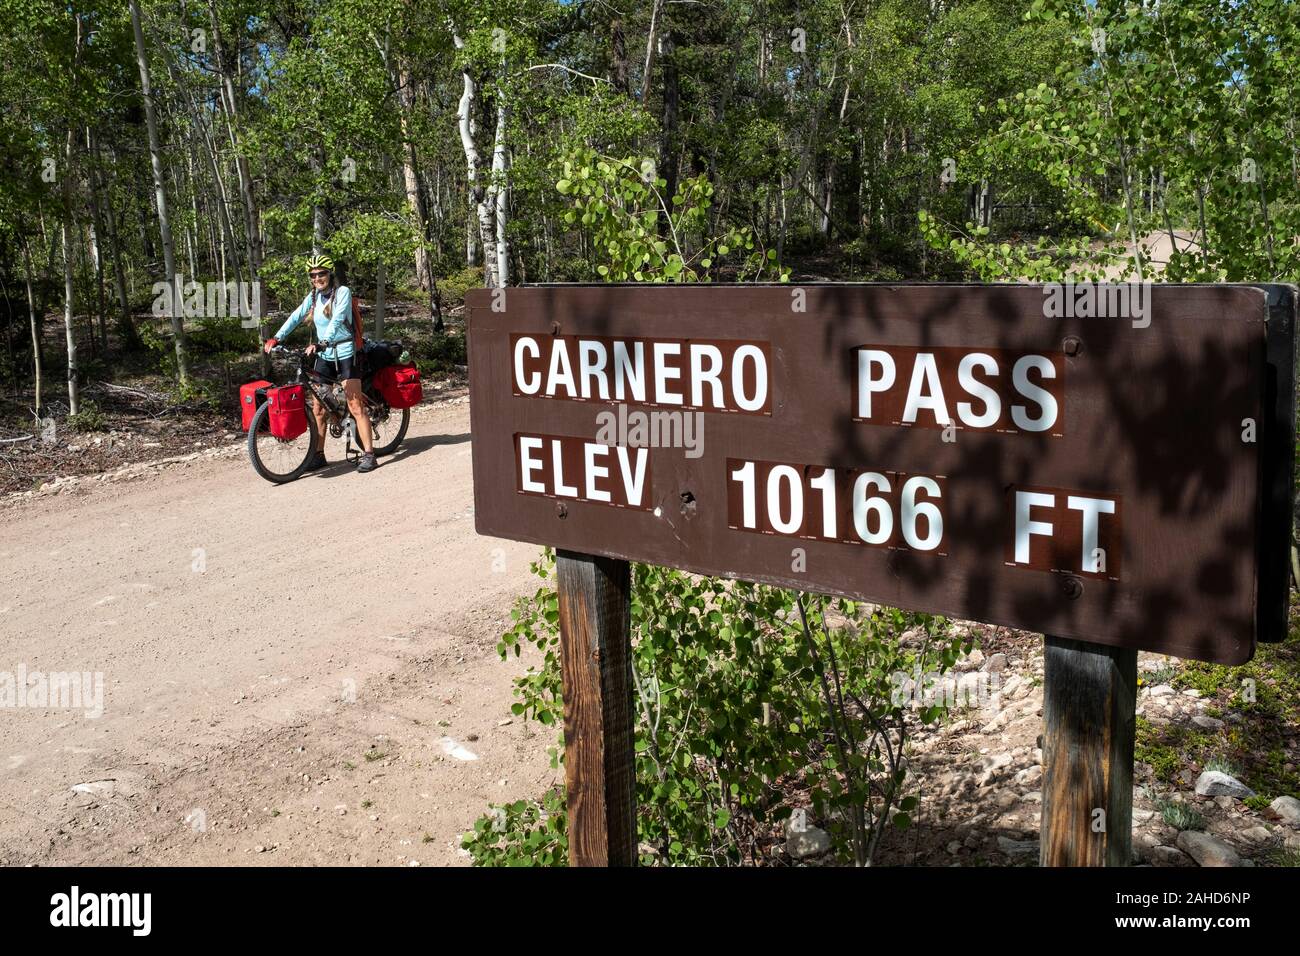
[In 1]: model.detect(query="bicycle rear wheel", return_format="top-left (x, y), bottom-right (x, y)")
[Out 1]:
top-left (246, 401), bottom-right (316, 483)
top-left (370, 405), bottom-right (410, 457)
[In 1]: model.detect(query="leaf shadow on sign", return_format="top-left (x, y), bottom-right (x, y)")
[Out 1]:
top-left (514, 283), bottom-right (1265, 665)
top-left (812, 284), bottom-right (1262, 664)
top-left (1075, 309), bottom-right (1262, 663)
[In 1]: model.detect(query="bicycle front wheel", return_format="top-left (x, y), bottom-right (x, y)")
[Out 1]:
top-left (246, 401), bottom-right (316, 483)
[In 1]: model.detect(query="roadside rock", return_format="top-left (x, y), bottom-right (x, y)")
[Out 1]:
top-left (1176, 831), bottom-right (1241, 867)
top-left (1146, 845), bottom-right (1192, 867)
top-left (785, 823), bottom-right (831, 860)
top-left (975, 752), bottom-right (1014, 787)
top-left (1194, 771), bottom-right (1254, 799)
top-left (1270, 796), bottom-right (1300, 826)
top-left (997, 836), bottom-right (1038, 857)
top-left (1239, 826), bottom-right (1272, 843)
top-left (980, 709), bottom-right (1014, 734)
top-left (1013, 765), bottom-right (1041, 788)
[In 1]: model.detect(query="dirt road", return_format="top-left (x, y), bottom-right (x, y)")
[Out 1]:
top-left (0, 395), bottom-right (555, 866)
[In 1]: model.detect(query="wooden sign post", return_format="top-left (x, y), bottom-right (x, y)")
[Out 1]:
top-left (1040, 637), bottom-right (1138, 866)
top-left (467, 283), bottom-right (1296, 867)
top-left (555, 550), bottom-right (637, 866)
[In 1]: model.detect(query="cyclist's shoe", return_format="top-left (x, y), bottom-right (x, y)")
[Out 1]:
top-left (357, 452), bottom-right (377, 473)
top-left (303, 450), bottom-right (328, 472)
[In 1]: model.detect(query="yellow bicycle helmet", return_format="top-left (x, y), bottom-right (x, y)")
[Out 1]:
top-left (306, 254), bottom-right (334, 273)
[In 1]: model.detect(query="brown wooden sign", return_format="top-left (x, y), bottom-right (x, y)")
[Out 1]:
top-left (468, 284), bottom-right (1295, 665)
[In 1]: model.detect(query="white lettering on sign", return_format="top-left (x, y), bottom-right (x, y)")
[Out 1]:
top-left (1014, 491), bottom-right (1056, 564)
top-left (902, 353), bottom-right (948, 425)
top-left (579, 341), bottom-right (610, 399)
top-left (1068, 495), bottom-right (1116, 573)
top-left (510, 334), bottom-right (772, 414)
top-left (514, 338), bottom-right (541, 394)
top-left (857, 349), bottom-right (896, 419)
top-left (653, 342), bottom-right (684, 405)
top-left (1010, 355), bottom-right (1058, 432)
top-left (1007, 487), bottom-right (1122, 579)
top-left (519, 436), bottom-right (546, 492)
top-left (515, 433), bottom-right (651, 510)
top-left (584, 442), bottom-right (611, 501)
top-left (728, 458), bottom-right (946, 553)
top-left (957, 353), bottom-right (1000, 428)
top-left (854, 345), bottom-right (1065, 435)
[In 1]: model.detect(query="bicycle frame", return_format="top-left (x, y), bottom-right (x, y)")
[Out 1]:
top-left (271, 347), bottom-right (393, 452)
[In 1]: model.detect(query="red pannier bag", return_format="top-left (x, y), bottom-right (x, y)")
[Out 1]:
top-left (375, 363), bottom-right (422, 409)
top-left (266, 384), bottom-right (308, 440)
top-left (240, 379), bottom-right (272, 431)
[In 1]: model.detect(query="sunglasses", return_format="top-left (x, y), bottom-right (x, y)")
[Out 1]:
top-left (309, 271), bottom-right (330, 279)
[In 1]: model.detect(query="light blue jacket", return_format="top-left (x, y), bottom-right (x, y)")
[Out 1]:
top-left (274, 285), bottom-right (355, 361)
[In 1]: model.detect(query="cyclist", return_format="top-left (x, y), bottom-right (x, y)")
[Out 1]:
top-left (263, 255), bottom-right (377, 473)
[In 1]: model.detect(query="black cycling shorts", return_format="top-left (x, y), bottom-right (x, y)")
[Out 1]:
top-left (314, 355), bottom-right (356, 382)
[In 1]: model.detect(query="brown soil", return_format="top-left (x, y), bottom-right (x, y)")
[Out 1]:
top-left (0, 394), bottom-right (556, 866)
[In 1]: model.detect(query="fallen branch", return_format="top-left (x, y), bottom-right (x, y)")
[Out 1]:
top-left (87, 381), bottom-right (168, 402)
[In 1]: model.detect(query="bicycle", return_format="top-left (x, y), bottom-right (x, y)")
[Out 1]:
top-left (246, 345), bottom-right (411, 483)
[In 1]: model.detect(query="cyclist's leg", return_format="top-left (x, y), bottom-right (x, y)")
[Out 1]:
top-left (309, 361), bottom-right (331, 452)
top-left (343, 378), bottom-right (374, 453)
top-left (309, 399), bottom-right (327, 452)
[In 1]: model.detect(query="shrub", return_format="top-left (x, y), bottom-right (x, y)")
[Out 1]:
top-left (410, 330), bottom-right (466, 372)
top-left (463, 550), bottom-right (966, 866)
top-left (1269, 846), bottom-right (1300, 867)
top-left (1154, 795), bottom-right (1205, 832)
top-left (1204, 756), bottom-right (1243, 778)
top-left (461, 789), bottom-right (568, 867)
top-left (259, 254), bottom-right (311, 314)
top-left (437, 266), bottom-right (484, 308)
top-left (186, 317), bottom-right (260, 357)
top-left (66, 399), bottom-right (106, 433)
top-left (167, 377), bottom-right (220, 411)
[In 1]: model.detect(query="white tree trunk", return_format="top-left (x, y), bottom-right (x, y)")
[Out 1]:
top-left (640, 0), bottom-right (664, 102)
top-left (313, 199), bottom-right (326, 255)
top-left (208, 3), bottom-right (267, 374)
top-left (453, 28), bottom-right (499, 287)
top-left (61, 129), bottom-right (79, 415)
top-left (130, 0), bottom-right (187, 382)
top-left (94, 134), bottom-right (135, 348)
top-left (22, 240), bottom-right (43, 420)
top-left (397, 67), bottom-right (431, 291)
top-left (374, 259), bottom-right (386, 339)
top-left (493, 97), bottom-right (509, 287)
top-left (84, 143), bottom-right (109, 354)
